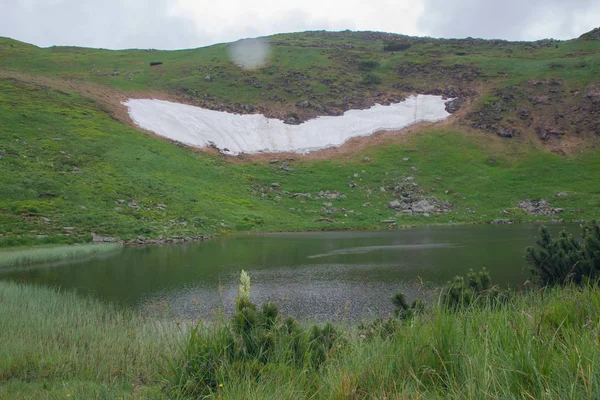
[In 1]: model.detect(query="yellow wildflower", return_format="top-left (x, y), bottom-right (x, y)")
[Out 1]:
top-left (219, 383), bottom-right (224, 388)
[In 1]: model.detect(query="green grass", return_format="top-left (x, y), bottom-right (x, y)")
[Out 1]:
top-left (1, 75), bottom-right (599, 246)
top-left (0, 243), bottom-right (121, 269)
top-left (0, 30), bottom-right (599, 245)
top-left (0, 280), bottom-right (177, 399)
top-left (3, 279), bottom-right (598, 399)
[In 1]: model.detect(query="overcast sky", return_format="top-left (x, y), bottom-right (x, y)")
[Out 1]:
top-left (1, 0), bottom-right (599, 49)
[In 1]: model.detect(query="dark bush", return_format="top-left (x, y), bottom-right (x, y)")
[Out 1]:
top-left (526, 223), bottom-right (600, 287)
top-left (391, 292), bottom-right (424, 320)
top-left (358, 60), bottom-right (380, 71)
top-left (361, 73), bottom-right (382, 85)
top-left (441, 268), bottom-right (508, 310)
top-left (383, 41), bottom-right (411, 52)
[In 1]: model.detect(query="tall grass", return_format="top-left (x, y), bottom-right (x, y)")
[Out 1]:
top-left (0, 281), bottom-right (177, 389)
top-left (0, 243), bottom-right (121, 269)
top-left (165, 286), bottom-right (600, 399)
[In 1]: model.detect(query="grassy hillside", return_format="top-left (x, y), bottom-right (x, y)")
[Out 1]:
top-left (0, 30), bottom-right (599, 245)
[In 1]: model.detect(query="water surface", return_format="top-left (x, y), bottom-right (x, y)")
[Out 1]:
top-left (0, 224), bottom-right (578, 320)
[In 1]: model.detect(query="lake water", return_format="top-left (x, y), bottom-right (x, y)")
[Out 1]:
top-left (0, 224), bottom-right (579, 321)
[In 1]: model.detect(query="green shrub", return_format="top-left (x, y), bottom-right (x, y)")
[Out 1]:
top-left (358, 60), bottom-right (380, 71)
top-left (526, 223), bottom-right (600, 287)
top-left (441, 268), bottom-right (508, 310)
top-left (391, 292), bottom-right (424, 320)
top-left (165, 271), bottom-right (342, 397)
top-left (361, 73), bottom-right (382, 85)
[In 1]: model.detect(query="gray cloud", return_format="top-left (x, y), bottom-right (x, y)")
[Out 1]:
top-left (418, 0), bottom-right (600, 40)
top-left (0, 0), bottom-right (205, 49)
top-left (1, 0), bottom-right (599, 50)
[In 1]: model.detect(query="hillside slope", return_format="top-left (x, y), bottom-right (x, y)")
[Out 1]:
top-left (0, 30), bottom-right (599, 245)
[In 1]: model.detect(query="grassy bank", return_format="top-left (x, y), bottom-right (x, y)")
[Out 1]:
top-left (0, 280), bottom-right (177, 399)
top-left (0, 243), bottom-right (121, 269)
top-left (1, 279), bottom-right (598, 399)
top-left (1, 75), bottom-right (599, 246)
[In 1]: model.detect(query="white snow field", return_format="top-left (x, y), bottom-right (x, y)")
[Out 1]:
top-left (123, 95), bottom-right (451, 155)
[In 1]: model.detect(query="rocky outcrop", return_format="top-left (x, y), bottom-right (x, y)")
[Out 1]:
top-left (385, 177), bottom-right (451, 215)
top-left (517, 199), bottom-right (564, 216)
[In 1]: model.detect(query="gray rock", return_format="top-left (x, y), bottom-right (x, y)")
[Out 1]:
top-left (491, 219), bottom-right (512, 225)
top-left (205, 75), bottom-right (214, 81)
top-left (388, 200), bottom-right (402, 209)
top-left (411, 199), bottom-right (436, 213)
top-left (445, 97), bottom-right (466, 114)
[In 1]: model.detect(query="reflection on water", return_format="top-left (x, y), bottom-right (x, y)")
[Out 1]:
top-left (0, 224), bottom-right (578, 321)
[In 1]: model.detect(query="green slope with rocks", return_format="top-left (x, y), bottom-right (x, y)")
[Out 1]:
top-left (1, 29), bottom-right (599, 246)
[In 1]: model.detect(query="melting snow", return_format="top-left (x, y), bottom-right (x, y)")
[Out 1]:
top-left (123, 95), bottom-right (451, 155)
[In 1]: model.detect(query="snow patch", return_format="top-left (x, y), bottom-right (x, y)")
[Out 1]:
top-left (123, 95), bottom-right (451, 155)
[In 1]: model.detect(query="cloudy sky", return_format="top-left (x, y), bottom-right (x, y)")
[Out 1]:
top-left (1, 0), bottom-right (599, 49)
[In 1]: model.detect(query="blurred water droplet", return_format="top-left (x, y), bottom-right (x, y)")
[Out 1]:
top-left (228, 38), bottom-right (271, 69)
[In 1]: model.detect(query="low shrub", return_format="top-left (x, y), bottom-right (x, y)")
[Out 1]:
top-left (358, 60), bottom-right (380, 71)
top-left (361, 73), bottom-right (382, 85)
top-left (526, 222), bottom-right (600, 287)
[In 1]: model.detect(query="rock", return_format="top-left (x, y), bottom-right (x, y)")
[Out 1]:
top-left (316, 217), bottom-right (334, 223)
top-left (348, 181), bottom-right (356, 188)
top-left (498, 126), bottom-right (520, 138)
top-left (411, 166), bottom-right (418, 172)
top-left (149, 61), bottom-right (163, 66)
top-left (411, 199), bottom-right (436, 213)
top-left (363, 157), bottom-right (371, 162)
top-left (116, 199), bottom-right (126, 204)
top-left (271, 183), bottom-right (281, 189)
top-left (269, 159), bottom-right (279, 164)
top-left (553, 208), bottom-right (565, 214)
top-left (40, 217), bottom-right (51, 223)
top-left (205, 75), bottom-right (214, 81)
top-left (279, 163), bottom-right (294, 172)
top-left (380, 219), bottom-right (396, 224)
top-left (294, 193), bottom-right (311, 199)
top-left (323, 202), bottom-right (333, 207)
top-left (296, 100), bottom-right (311, 108)
top-left (92, 234), bottom-right (120, 243)
top-left (491, 219), bottom-right (513, 224)
top-left (80, 205), bottom-right (87, 210)
top-left (556, 191), bottom-right (568, 197)
top-left (128, 200), bottom-right (138, 208)
top-left (380, 187), bottom-right (386, 192)
top-left (284, 116), bottom-right (299, 125)
top-left (388, 200), bottom-right (402, 209)
top-left (402, 157), bottom-right (410, 161)
top-left (423, 213), bottom-right (430, 217)
top-left (445, 98), bottom-right (465, 114)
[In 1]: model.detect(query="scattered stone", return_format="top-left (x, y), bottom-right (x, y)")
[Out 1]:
top-left (279, 162), bottom-right (294, 172)
top-left (271, 183), bottom-right (281, 189)
top-left (323, 202), bottom-right (333, 207)
top-left (491, 219), bottom-right (513, 225)
top-left (128, 200), bottom-right (138, 208)
top-left (294, 193), bottom-right (311, 199)
top-left (556, 191), bottom-right (569, 197)
top-left (363, 157), bottom-right (371, 162)
top-left (205, 75), bottom-right (214, 81)
top-left (316, 217), bottom-right (334, 223)
top-left (348, 182), bottom-right (356, 188)
top-left (40, 217), bottom-right (50, 223)
top-left (381, 219), bottom-right (396, 224)
top-left (116, 199), bottom-right (125, 204)
top-left (80, 205), bottom-right (87, 210)
top-left (517, 199), bottom-right (563, 216)
top-left (411, 166), bottom-right (418, 172)
top-left (402, 157), bottom-right (410, 161)
top-left (269, 159), bottom-right (279, 164)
